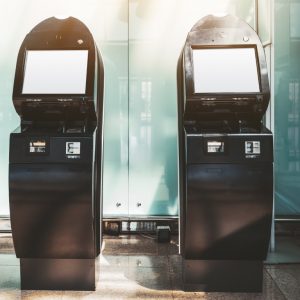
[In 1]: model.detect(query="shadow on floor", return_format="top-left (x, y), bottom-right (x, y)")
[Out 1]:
top-left (0, 234), bottom-right (300, 299)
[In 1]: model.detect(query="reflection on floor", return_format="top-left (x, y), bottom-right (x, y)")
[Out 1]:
top-left (0, 234), bottom-right (299, 299)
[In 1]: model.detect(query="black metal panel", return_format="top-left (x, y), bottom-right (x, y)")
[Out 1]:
top-left (185, 161), bottom-right (273, 260)
top-left (9, 162), bottom-right (94, 258)
top-left (20, 258), bottom-right (95, 290)
top-left (9, 130), bottom-right (94, 164)
top-left (186, 131), bottom-right (273, 164)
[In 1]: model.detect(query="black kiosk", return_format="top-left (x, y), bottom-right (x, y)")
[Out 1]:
top-left (177, 15), bottom-right (273, 292)
top-left (9, 17), bottom-right (104, 290)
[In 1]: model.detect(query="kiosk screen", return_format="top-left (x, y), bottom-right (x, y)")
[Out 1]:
top-left (22, 50), bottom-right (88, 94)
top-left (192, 47), bottom-right (260, 93)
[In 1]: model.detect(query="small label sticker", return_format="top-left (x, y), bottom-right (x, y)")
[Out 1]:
top-left (66, 142), bottom-right (81, 155)
top-left (29, 139), bottom-right (46, 154)
top-left (207, 141), bottom-right (225, 153)
top-left (245, 141), bottom-right (260, 155)
top-left (66, 155), bottom-right (80, 159)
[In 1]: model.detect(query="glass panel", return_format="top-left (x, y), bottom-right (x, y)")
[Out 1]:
top-left (0, 0), bottom-right (255, 217)
top-left (128, 0), bottom-right (255, 216)
top-left (274, 0), bottom-right (300, 216)
top-left (258, 0), bottom-right (271, 43)
top-left (99, 1), bottom-right (129, 217)
top-left (0, 0), bottom-right (129, 216)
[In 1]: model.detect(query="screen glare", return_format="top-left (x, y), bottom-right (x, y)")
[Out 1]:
top-left (192, 48), bottom-right (260, 93)
top-left (22, 50), bottom-right (88, 94)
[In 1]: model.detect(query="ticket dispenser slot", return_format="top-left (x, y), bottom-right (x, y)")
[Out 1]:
top-left (29, 139), bottom-right (47, 154)
top-left (206, 140), bottom-right (225, 154)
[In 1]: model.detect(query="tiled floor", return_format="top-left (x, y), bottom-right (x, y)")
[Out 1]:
top-left (0, 234), bottom-right (299, 299)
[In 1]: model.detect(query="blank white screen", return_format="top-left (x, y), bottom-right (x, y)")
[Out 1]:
top-left (22, 50), bottom-right (88, 94)
top-left (192, 48), bottom-right (260, 93)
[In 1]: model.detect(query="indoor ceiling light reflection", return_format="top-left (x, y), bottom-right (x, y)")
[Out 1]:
top-left (212, 12), bottom-right (228, 17)
top-left (54, 15), bottom-right (71, 20)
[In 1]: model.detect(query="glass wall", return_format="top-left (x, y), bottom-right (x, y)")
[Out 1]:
top-left (274, 0), bottom-right (300, 216)
top-left (128, 0), bottom-right (255, 216)
top-left (0, 0), bottom-right (129, 216)
top-left (258, 0), bottom-right (272, 138)
top-left (0, 0), bottom-right (258, 217)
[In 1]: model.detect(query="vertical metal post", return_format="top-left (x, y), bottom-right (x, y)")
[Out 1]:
top-left (256, 0), bottom-right (275, 252)
top-left (270, 0), bottom-right (276, 252)
top-left (254, 0), bottom-right (258, 33)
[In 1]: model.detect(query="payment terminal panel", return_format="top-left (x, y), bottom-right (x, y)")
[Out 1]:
top-left (9, 17), bottom-right (104, 290)
top-left (177, 15), bottom-right (273, 292)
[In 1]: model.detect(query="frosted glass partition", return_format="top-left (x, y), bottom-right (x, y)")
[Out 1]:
top-left (128, 0), bottom-right (255, 216)
top-left (23, 50), bottom-right (88, 94)
top-left (0, 0), bottom-right (257, 217)
top-left (0, 0), bottom-right (128, 216)
top-left (274, 0), bottom-right (300, 216)
top-left (258, 0), bottom-right (271, 44)
top-left (192, 48), bottom-right (260, 93)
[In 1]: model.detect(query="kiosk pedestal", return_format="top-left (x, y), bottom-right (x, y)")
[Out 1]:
top-left (10, 131), bottom-right (97, 290)
top-left (183, 128), bottom-right (273, 292)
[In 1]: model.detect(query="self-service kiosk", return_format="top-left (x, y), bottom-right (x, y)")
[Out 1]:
top-left (9, 17), bottom-right (104, 290)
top-left (177, 15), bottom-right (273, 292)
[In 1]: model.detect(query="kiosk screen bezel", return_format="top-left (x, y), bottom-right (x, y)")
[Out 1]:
top-left (22, 50), bottom-right (89, 95)
top-left (14, 46), bottom-right (95, 101)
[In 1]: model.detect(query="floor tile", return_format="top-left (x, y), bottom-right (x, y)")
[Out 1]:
top-left (266, 264), bottom-right (300, 300)
top-left (95, 265), bottom-right (173, 299)
top-left (171, 268), bottom-right (286, 300)
top-left (102, 235), bottom-right (171, 256)
top-left (262, 270), bottom-right (287, 300)
top-left (0, 290), bottom-right (22, 299)
top-left (62, 289), bottom-right (173, 300)
top-left (98, 265), bottom-right (171, 289)
top-left (101, 254), bottom-right (168, 269)
top-left (21, 290), bottom-right (63, 299)
top-left (61, 291), bottom-right (99, 299)
top-left (0, 234), bottom-right (299, 299)
top-left (125, 266), bottom-right (171, 290)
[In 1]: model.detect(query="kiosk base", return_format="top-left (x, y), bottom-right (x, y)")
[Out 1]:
top-left (183, 259), bottom-right (263, 292)
top-left (20, 258), bottom-right (95, 291)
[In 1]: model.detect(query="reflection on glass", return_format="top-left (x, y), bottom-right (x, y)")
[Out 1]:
top-left (129, 0), bottom-right (255, 216)
top-left (275, 0), bottom-right (300, 216)
top-left (290, 3), bottom-right (300, 39)
top-left (0, 0), bottom-right (256, 216)
top-left (0, 0), bottom-right (129, 216)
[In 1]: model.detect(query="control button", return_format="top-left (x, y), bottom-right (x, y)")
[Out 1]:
top-left (243, 36), bottom-right (249, 42)
top-left (66, 142), bottom-right (80, 155)
top-left (245, 141), bottom-right (260, 154)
